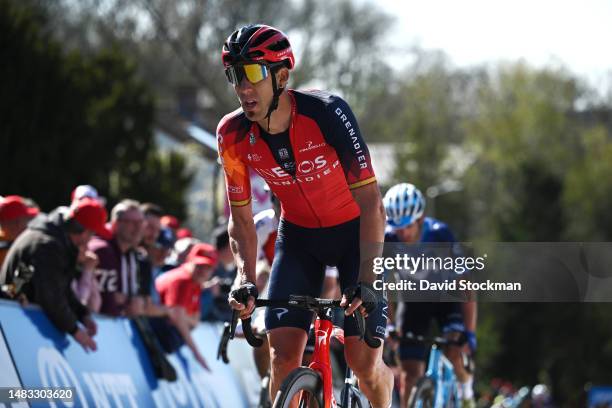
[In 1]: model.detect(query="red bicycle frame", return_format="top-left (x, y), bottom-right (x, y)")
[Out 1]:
top-left (302, 317), bottom-right (345, 408)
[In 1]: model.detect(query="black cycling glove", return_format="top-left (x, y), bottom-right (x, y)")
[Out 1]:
top-left (343, 281), bottom-right (379, 314)
top-left (229, 282), bottom-right (259, 305)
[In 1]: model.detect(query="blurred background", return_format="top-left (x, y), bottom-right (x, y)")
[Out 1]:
top-left (1, 0), bottom-right (612, 405)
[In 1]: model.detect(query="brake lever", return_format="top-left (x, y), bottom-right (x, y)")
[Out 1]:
top-left (228, 310), bottom-right (239, 339)
top-left (217, 322), bottom-right (231, 363)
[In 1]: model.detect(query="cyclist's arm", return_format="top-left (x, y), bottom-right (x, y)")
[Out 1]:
top-left (217, 120), bottom-right (257, 285)
top-left (462, 301), bottom-right (477, 332)
top-left (352, 182), bottom-right (386, 284)
top-left (228, 204), bottom-right (257, 285)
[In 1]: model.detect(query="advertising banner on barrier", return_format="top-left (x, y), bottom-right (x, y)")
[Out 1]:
top-left (0, 300), bottom-right (249, 408)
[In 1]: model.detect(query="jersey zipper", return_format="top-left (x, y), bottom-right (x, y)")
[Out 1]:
top-left (287, 91), bottom-right (323, 227)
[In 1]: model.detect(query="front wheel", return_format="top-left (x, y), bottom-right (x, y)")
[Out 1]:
top-left (408, 377), bottom-right (435, 408)
top-left (341, 384), bottom-right (370, 408)
top-left (272, 367), bottom-right (324, 408)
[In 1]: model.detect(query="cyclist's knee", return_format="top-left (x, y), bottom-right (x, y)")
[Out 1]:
top-left (444, 344), bottom-right (462, 365)
top-left (345, 342), bottom-right (381, 383)
top-left (268, 328), bottom-right (307, 370)
top-left (400, 359), bottom-right (424, 381)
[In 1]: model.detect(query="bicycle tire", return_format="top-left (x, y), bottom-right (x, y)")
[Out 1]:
top-left (350, 388), bottom-right (369, 408)
top-left (258, 374), bottom-right (272, 408)
top-left (272, 367), bottom-right (324, 408)
top-left (408, 377), bottom-right (435, 408)
top-left (341, 384), bottom-right (370, 408)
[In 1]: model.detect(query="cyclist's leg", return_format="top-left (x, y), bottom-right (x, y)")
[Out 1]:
top-left (438, 302), bottom-right (474, 403)
top-left (336, 220), bottom-right (394, 408)
top-left (265, 220), bottom-right (326, 401)
top-left (397, 302), bottom-right (433, 407)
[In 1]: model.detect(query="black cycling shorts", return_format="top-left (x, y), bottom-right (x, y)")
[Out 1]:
top-left (397, 301), bottom-right (465, 361)
top-left (265, 217), bottom-right (387, 339)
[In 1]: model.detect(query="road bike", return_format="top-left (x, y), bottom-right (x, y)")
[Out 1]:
top-left (404, 332), bottom-right (472, 408)
top-left (219, 295), bottom-right (381, 408)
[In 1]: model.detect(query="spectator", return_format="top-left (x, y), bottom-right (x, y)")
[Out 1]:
top-left (213, 224), bottom-right (235, 271)
top-left (0, 198), bottom-right (108, 352)
top-left (176, 227), bottom-right (193, 239)
top-left (71, 245), bottom-right (102, 313)
top-left (166, 237), bottom-right (200, 270)
top-left (90, 199), bottom-right (147, 317)
top-left (140, 203), bottom-right (163, 251)
top-left (155, 254), bottom-right (217, 368)
top-left (200, 226), bottom-right (236, 321)
top-left (150, 227), bottom-right (175, 273)
top-left (71, 184), bottom-right (106, 206)
top-left (160, 214), bottom-right (180, 234)
top-left (0, 195), bottom-right (39, 267)
top-left (148, 227), bottom-right (175, 300)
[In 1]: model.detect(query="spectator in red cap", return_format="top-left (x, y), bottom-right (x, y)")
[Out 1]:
top-left (0, 198), bottom-right (108, 352)
top-left (154, 254), bottom-right (217, 369)
top-left (0, 195), bottom-right (40, 266)
top-left (160, 214), bottom-right (180, 232)
top-left (175, 227), bottom-right (193, 239)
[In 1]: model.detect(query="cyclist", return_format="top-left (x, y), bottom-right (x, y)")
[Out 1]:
top-left (254, 185), bottom-right (280, 269)
top-left (218, 24), bottom-right (394, 407)
top-left (383, 183), bottom-right (477, 407)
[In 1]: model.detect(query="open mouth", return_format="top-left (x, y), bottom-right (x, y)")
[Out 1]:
top-left (243, 99), bottom-right (257, 111)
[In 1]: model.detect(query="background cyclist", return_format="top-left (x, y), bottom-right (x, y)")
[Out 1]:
top-left (383, 183), bottom-right (477, 408)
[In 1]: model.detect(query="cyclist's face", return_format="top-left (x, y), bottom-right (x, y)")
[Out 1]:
top-left (233, 66), bottom-right (287, 122)
top-left (234, 71), bottom-right (273, 121)
top-left (396, 217), bottom-right (424, 243)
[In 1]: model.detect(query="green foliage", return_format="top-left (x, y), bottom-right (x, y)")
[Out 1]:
top-left (563, 125), bottom-right (612, 240)
top-left (0, 0), bottom-right (192, 215)
top-left (38, 0), bottom-right (394, 129)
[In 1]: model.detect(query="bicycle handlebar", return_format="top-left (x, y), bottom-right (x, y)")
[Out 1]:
top-left (217, 295), bottom-right (381, 363)
top-left (401, 331), bottom-right (468, 347)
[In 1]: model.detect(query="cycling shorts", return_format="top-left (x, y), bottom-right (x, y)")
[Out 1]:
top-left (265, 217), bottom-right (387, 339)
top-left (397, 302), bottom-right (464, 361)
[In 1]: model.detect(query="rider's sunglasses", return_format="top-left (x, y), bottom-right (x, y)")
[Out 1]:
top-left (225, 63), bottom-right (281, 86)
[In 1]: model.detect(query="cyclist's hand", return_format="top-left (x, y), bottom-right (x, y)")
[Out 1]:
top-left (341, 282), bottom-right (378, 318)
top-left (229, 283), bottom-right (258, 319)
top-left (465, 330), bottom-right (477, 354)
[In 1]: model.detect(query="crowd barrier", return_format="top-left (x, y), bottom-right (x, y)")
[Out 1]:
top-left (0, 300), bottom-right (262, 407)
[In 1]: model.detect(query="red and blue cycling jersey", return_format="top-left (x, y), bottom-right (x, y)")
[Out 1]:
top-left (217, 89), bottom-right (376, 228)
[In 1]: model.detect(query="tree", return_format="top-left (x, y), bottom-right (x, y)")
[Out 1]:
top-left (563, 125), bottom-right (612, 240)
top-left (31, 0), bottom-right (395, 132)
top-left (0, 0), bottom-right (193, 216)
top-left (461, 62), bottom-right (582, 241)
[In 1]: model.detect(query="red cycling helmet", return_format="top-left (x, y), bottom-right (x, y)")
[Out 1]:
top-left (222, 24), bottom-right (294, 69)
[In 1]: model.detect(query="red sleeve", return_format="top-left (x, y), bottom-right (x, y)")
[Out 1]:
top-left (217, 115), bottom-right (252, 207)
top-left (161, 279), bottom-right (191, 309)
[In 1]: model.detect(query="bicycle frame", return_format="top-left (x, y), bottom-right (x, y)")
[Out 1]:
top-left (307, 316), bottom-right (340, 408)
top-left (220, 296), bottom-right (378, 408)
top-left (424, 344), bottom-right (460, 407)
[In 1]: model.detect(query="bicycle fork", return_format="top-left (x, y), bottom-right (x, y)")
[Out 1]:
top-left (426, 345), bottom-right (459, 407)
top-left (308, 317), bottom-right (337, 408)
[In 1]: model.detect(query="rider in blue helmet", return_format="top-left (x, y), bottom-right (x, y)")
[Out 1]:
top-left (383, 183), bottom-right (477, 408)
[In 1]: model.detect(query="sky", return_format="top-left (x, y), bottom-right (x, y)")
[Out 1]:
top-left (374, 0), bottom-right (612, 91)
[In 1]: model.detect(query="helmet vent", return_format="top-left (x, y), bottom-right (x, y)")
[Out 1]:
top-left (268, 39), bottom-right (290, 52)
top-left (250, 29), bottom-right (277, 47)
